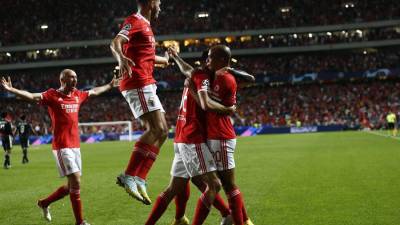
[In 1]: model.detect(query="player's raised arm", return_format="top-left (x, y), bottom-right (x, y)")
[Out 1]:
top-left (110, 35), bottom-right (135, 78)
top-left (168, 47), bottom-right (194, 78)
top-left (88, 75), bottom-right (120, 97)
top-left (228, 68), bottom-right (255, 82)
top-left (155, 51), bottom-right (170, 67)
top-left (1, 76), bottom-right (42, 102)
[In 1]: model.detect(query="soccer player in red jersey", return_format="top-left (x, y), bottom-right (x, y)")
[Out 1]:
top-left (110, 0), bottom-right (170, 205)
top-left (144, 51), bottom-right (236, 224)
top-left (1, 69), bottom-right (119, 225)
top-left (198, 45), bottom-right (254, 225)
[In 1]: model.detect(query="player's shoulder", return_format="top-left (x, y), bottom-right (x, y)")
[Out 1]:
top-left (192, 68), bottom-right (210, 79)
top-left (222, 71), bottom-right (237, 84)
top-left (125, 13), bottom-right (147, 25)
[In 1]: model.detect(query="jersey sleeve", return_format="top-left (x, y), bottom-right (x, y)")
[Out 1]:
top-left (192, 73), bottom-right (210, 92)
top-left (78, 90), bottom-right (90, 104)
top-left (39, 89), bottom-right (53, 106)
top-left (118, 17), bottom-right (142, 41)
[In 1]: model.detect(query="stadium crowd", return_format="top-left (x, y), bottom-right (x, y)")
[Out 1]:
top-left (1, 80), bottom-right (399, 135)
top-left (1, 49), bottom-right (399, 92)
top-left (1, 26), bottom-right (399, 64)
top-left (1, 0), bottom-right (399, 45)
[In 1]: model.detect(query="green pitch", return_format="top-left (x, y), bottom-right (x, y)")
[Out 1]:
top-left (1, 131), bottom-right (400, 225)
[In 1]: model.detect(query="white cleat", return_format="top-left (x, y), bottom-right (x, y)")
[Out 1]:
top-left (116, 173), bottom-right (144, 203)
top-left (220, 215), bottom-right (233, 225)
top-left (135, 176), bottom-right (152, 205)
top-left (37, 200), bottom-right (52, 222)
top-left (80, 221), bottom-right (91, 225)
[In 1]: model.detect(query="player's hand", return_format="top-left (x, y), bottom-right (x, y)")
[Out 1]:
top-left (119, 56), bottom-right (135, 77)
top-left (164, 51), bottom-right (170, 65)
top-left (227, 105), bottom-right (237, 114)
top-left (167, 47), bottom-right (178, 58)
top-left (1, 76), bottom-right (13, 91)
top-left (110, 75), bottom-right (121, 87)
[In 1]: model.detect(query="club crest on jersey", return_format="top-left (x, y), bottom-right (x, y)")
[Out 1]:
top-left (123, 23), bottom-right (132, 31)
top-left (58, 97), bottom-right (63, 102)
top-left (214, 85), bottom-right (220, 92)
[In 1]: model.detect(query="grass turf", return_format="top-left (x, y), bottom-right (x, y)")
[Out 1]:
top-left (1, 131), bottom-right (400, 225)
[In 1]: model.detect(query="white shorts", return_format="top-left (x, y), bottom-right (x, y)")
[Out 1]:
top-left (122, 84), bottom-right (165, 119)
top-left (171, 143), bottom-right (217, 178)
top-left (207, 139), bottom-right (236, 171)
top-left (52, 148), bottom-right (82, 177)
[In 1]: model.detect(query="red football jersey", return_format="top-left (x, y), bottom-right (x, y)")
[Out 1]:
top-left (174, 71), bottom-right (210, 143)
top-left (207, 71), bottom-right (237, 139)
top-left (40, 88), bottom-right (89, 150)
top-left (117, 13), bottom-right (156, 91)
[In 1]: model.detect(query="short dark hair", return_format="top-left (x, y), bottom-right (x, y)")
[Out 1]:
top-left (21, 115), bottom-right (26, 120)
top-left (210, 45), bottom-right (231, 65)
top-left (1, 112), bottom-right (7, 118)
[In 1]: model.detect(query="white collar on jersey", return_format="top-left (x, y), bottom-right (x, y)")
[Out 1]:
top-left (135, 12), bottom-right (151, 25)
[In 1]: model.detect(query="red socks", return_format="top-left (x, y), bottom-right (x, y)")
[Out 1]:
top-left (40, 185), bottom-right (69, 207)
top-left (69, 188), bottom-right (83, 225)
top-left (125, 141), bottom-right (159, 179)
top-left (197, 182), bottom-right (230, 217)
top-left (242, 205), bottom-right (249, 222)
top-left (175, 182), bottom-right (190, 219)
top-left (192, 193), bottom-right (212, 225)
top-left (145, 192), bottom-right (169, 225)
top-left (228, 188), bottom-right (244, 225)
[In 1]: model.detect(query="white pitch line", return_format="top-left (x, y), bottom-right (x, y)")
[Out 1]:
top-left (364, 130), bottom-right (400, 141)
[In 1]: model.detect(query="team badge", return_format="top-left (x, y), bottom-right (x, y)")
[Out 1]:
top-left (123, 23), bottom-right (132, 31)
top-left (148, 96), bottom-right (155, 107)
top-left (214, 85), bottom-right (220, 91)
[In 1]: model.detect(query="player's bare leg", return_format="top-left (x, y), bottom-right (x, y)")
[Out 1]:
top-left (145, 177), bottom-right (189, 225)
top-left (37, 184), bottom-right (69, 222)
top-left (3, 149), bottom-right (11, 169)
top-left (218, 169), bottom-right (253, 225)
top-left (120, 109), bottom-right (168, 204)
top-left (190, 176), bottom-right (232, 225)
top-left (192, 172), bottom-right (221, 225)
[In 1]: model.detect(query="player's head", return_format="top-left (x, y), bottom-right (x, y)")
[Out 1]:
top-left (206, 45), bottom-right (231, 72)
top-left (59, 69), bottom-right (77, 89)
top-left (20, 115), bottom-right (26, 121)
top-left (1, 112), bottom-right (7, 119)
top-left (137, 0), bottom-right (161, 20)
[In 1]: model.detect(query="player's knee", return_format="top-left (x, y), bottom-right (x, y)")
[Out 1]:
top-left (221, 180), bottom-right (236, 193)
top-left (152, 124), bottom-right (168, 140)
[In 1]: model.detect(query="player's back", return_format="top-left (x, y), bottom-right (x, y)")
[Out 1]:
top-left (17, 122), bottom-right (30, 137)
top-left (0, 118), bottom-right (12, 137)
top-left (207, 72), bottom-right (237, 140)
top-left (118, 13), bottom-right (156, 91)
top-left (174, 71), bottom-right (209, 144)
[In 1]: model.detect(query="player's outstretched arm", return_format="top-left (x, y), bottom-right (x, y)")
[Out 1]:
top-left (1, 76), bottom-right (42, 102)
top-left (168, 47), bottom-right (194, 78)
top-left (155, 51), bottom-right (170, 67)
top-left (228, 68), bottom-right (255, 82)
top-left (89, 75), bottom-right (120, 97)
top-left (196, 89), bottom-right (236, 114)
top-left (110, 35), bottom-right (135, 78)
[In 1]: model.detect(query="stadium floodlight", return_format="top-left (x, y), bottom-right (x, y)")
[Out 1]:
top-left (195, 12), bottom-right (209, 19)
top-left (6, 52), bottom-right (11, 57)
top-left (40, 24), bottom-right (48, 30)
top-left (293, 33), bottom-right (298, 38)
top-left (78, 121), bottom-right (133, 141)
top-left (327, 32), bottom-right (332, 36)
top-left (308, 33), bottom-right (313, 38)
